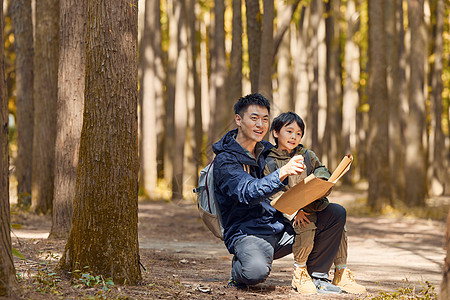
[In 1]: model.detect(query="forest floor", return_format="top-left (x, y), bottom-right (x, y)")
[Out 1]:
top-left (8, 188), bottom-right (449, 300)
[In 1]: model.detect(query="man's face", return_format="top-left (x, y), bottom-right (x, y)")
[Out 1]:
top-left (235, 105), bottom-right (269, 143)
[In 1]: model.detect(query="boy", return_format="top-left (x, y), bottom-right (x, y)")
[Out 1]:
top-left (264, 112), bottom-right (366, 294)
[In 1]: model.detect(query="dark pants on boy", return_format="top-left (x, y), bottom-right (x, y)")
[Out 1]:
top-left (231, 203), bottom-right (346, 285)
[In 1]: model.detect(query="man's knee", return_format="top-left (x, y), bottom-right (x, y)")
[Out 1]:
top-left (240, 258), bottom-right (271, 285)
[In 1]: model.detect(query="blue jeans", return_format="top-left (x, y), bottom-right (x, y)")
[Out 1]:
top-left (231, 203), bottom-right (346, 285)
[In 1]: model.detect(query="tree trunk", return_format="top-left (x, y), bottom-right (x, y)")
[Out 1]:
top-left (60, 0), bottom-right (141, 283)
top-left (342, 0), bottom-right (359, 183)
top-left (140, 0), bottom-right (164, 198)
top-left (49, 0), bottom-right (86, 240)
top-left (323, 0), bottom-right (342, 170)
top-left (441, 209), bottom-right (450, 300)
top-left (11, 0), bottom-right (33, 207)
top-left (367, 0), bottom-right (391, 211)
top-left (31, 0), bottom-right (59, 214)
top-left (405, 0), bottom-right (427, 206)
top-left (226, 0), bottom-right (243, 123)
top-left (208, 0), bottom-right (227, 145)
top-left (273, 0), bottom-right (301, 56)
top-left (257, 0), bottom-right (274, 100)
top-left (245, 0), bottom-right (261, 92)
top-left (386, 0), bottom-right (405, 202)
top-left (0, 7), bottom-right (16, 296)
top-left (428, 0), bottom-right (446, 196)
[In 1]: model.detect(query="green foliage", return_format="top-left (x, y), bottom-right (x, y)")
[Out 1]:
top-left (32, 251), bottom-right (62, 295)
top-left (71, 266), bottom-right (116, 295)
top-left (12, 247), bottom-right (25, 260)
top-left (367, 281), bottom-right (437, 300)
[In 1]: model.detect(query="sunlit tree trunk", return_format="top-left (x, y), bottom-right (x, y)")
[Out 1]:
top-left (11, 0), bottom-right (33, 207)
top-left (367, 0), bottom-right (391, 212)
top-left (428, 0), bottom-right (446, 196)
top-left (140, 0), bottom-right (164, 198)
top-left (342, 0), bottom-right (359, 183)
top-left (226, 0), bottom-right (243, 124)
top-left (275, 18), bottom-right (293, 116)
top-left (182, 0), bottom-right (198, 198)
top-left (0, 8), bottom-right (16, 296)
top-left (273, 0), bottom-right (301, 56)
top-left (323, 0), bottom-right (342, 169)
top-left (405, 0), bottom-right (427, 206)
top-left (386, 0), bottom-right (405, 202)
top-left (164, 0), bottom-right (178, 185)
top-left (31, 0), bottom-right (59, 214)
top-left (258, 0), bottom-right (274, 100)
top-left (49, 0), bottom-right (86, 240)
top-left (60, 0), bottom-right (141, 283)
top-left (245, 0), bottom-right (261, 92)
top-left (208, 0), bottom-right (227, 146)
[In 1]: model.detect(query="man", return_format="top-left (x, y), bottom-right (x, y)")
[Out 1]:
top-left (213, 93), bottom-right (347, 293)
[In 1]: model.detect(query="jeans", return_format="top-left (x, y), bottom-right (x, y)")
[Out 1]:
top-left (231, 203), bottom-right (346, 285)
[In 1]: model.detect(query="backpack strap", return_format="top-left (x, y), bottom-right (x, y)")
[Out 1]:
top-left (304, 150), bottom-right (312, 176)
top-left (205, 159), bottom-right (215, 213)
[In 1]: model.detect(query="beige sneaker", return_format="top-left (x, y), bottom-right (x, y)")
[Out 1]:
top-left (291, 267), bottom-right (317, 294)
top-left (332, 268), bottom-right (367, 294)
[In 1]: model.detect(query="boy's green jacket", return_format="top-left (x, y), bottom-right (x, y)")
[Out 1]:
top-left (264, 145), bottom-right (331, 216)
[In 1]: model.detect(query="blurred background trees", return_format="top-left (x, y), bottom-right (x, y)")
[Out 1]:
top-left (3, 0), bottom-right (450, 214)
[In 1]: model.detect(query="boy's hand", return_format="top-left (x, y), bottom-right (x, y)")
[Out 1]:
top-left (294, 210), bottom-right (310, 228)
top-left (279, 155), bottom-right (305, 181)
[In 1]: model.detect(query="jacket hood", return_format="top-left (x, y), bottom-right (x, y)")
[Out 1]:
top-left (212, 129), bottom-right (273, 166)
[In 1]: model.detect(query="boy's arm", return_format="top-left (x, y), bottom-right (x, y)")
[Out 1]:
top-left (309, 150), bottom-right (332, 180)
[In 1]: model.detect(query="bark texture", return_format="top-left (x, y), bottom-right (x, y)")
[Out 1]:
top-left (31, 0), bottom-right (60, 214)
top-left (367, 0), bottom-right (391, 211)
top-left (11, 0), bottom-right (34, 207)
top-left (60, 0), bottom-right (141, 284)
top-left (49, 0), bottom-right (87, 239)
top-left (257, 0), bottom-right (274, 99)
top-left (0, 7), bottom-right (17, 296)
top-left (245, 0), bottom-right (261, 92)
top-left (405, 0), bottom-right (427, 206)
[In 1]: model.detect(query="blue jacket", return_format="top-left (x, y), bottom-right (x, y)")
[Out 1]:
top-left (212, 129), bottom-right (289, 253)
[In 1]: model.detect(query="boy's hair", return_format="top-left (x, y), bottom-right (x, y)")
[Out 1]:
top-left (270, 112), bottom-right (305, 145)
top-left (234, 93), bottom-right (271, 116)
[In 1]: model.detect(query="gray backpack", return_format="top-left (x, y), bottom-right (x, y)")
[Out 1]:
top-left (193, 160), bottom-right (224, 240)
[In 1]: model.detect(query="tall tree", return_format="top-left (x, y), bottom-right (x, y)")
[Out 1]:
top-left (11, 0), bottom-right (34, 207)
top-left (323, 0), bottom-right (342, 169)
top-left (367, 0), bottom-right (391, 211)
top-left (428, 0), bottom-right (446, 196)
top-left (49, 0), bottom-right (87, 239)
top-left (342, 0), bottom-right (359, 183)
top-left (140, 0), bottom-right (164, 197)
top-left (31, 0), bottom-right (59, 214)
top-left (257, 0), bottom-right (274, 99)
top-left (245, 0), bottom-right (262, 92)
top-left (386, 0), bottom-right (405, 201)
top-left (405, 0), bottom-right (427, 206)
top-left (60, 0), bottom-right (141, 283)
top-left (0, 7), bottom-right (16, 296)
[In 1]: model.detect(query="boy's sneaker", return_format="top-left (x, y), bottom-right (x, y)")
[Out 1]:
top-left (227, 277), bottom-right (247, 289)
top-left (291, 267), bottom-right (317, 294)
top-left (312, 277), bottom-right (342, 294)
top-left (332, 268), bottom-right (367, 294)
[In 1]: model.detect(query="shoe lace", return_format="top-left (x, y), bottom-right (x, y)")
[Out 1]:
top-left (298, 268), bottom-right (312, 283)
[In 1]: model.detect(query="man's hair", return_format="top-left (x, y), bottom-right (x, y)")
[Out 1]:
top-left (234, 93), bottom-right (271, 116)
top-left (270, 112), bottom-right (305, 145)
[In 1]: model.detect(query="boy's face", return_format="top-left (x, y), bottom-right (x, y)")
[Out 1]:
top-left (274, 122), bottom-right (303, 152)
top-left (235, 105), bottom-right (270, 144)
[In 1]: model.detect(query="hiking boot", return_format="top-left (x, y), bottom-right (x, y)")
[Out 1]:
top-left (312, 277), bottom-right (342, 294)
top-left (227, 277), bottom-right (247, 289)
top-left (291, 267), bottom-right (317, 294)
top-left (332, 268), bottom-right (367, 294)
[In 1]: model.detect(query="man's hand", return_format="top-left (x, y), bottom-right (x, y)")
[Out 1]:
top-left (279, 155), bottom-right (305, 181)
top-left (294, 210), bottom-right (310, 228)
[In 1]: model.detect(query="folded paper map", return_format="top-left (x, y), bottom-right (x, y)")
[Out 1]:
top-left (270, 155), bottom-right (353, 215)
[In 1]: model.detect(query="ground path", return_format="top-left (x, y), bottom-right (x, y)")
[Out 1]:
top-left (11, 189), bottom-right (447, 299)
